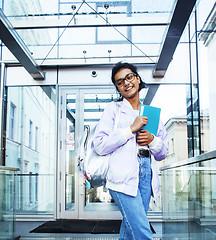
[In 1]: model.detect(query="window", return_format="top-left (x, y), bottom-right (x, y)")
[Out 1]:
top-left (170, 138), bottom-right (174, 155)
top-left (6, 86), bottom-right (56, 215)
top-left (29, 172), bottom-right (33, 203)
top-left (29, 120), bottom-right (33, 148)
top-left (9, 103), bottom-right (16, 140)
top-left (96, 1), bottom-right (131, 44)
top-left (35, 127), bottom-right (38, 151)
top-left (34, 163), bottom-right (39, 202)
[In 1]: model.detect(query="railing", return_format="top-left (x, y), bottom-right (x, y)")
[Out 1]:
top-left (14, 173), bottom-right (54, 216)
top-left (161, 150), bottom-right (216, 239)
top-left (0, 166), bottom-right (19, 240)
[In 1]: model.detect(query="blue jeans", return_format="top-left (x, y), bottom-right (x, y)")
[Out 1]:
top-left (109, 156), bottom-right (152, 240)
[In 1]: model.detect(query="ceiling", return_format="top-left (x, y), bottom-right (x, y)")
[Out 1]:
top-left (0, 0), bottom-right (197, 80)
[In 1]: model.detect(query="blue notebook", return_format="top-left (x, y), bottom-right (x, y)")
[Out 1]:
top-left (139, 104), bottom-right (161, 135)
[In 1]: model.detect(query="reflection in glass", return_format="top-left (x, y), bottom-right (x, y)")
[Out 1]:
top-left (65, 94), bottom-right (76, 211)
top-left (2, 0), bottom-right (176, 65)
top-left (162, 156), bottom-right (216, 239)
top-left (0, 168), bottom-right (17, 240)
top-left (149, 85), bottom-right (189, 213)
top-left (84, 93), bottom-right (118, 211)
top-left (6, 86), bottom-right (56, 215)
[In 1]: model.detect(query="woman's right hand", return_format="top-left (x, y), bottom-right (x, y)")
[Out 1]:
top-left (130, 116), bottom-right (148, 133)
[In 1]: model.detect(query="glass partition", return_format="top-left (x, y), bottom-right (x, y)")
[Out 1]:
top-left (161, 151), bottom-right (216, 239)
top-left (0, 167), bottom-right (18, 240)
top-left (5, 86), bottom-right (56, 215)
top-left (148, 84), bottom-right (188, 214)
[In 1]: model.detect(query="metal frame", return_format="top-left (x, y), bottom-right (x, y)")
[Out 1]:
top-left (161, 150), bottom-right (216, 171)
top-left (0, 9), bottom-right (45, 80)
top-left (0, 62), bottom-right (5, 165)
top-left (153, 0), bottom-right (197, 78)
top-left (57, 88), bottom-right (79, 219)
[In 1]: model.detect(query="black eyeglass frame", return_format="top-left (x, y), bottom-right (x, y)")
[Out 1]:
top-left (115, 72), bottom-right (137, 87)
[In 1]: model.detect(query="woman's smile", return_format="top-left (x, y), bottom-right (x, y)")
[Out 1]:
top-left (125, 86), bottom-right (133, 91)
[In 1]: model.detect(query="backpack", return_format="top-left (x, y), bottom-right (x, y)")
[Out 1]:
top-left (78, 103), bottom-right (120, 189)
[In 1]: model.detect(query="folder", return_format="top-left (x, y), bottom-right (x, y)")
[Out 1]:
top-left (139, 104), bottom-right (161, 135)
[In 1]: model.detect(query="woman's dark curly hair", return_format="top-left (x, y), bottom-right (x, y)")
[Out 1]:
top-left (111, 62), bottom-right (145, 93)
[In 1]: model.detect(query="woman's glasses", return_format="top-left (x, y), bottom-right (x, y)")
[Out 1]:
top-left (115, 72), bottom-right (137, 87)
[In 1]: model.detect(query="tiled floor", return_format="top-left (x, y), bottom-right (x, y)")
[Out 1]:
top-left (19, 235), bottom-right (119, 240)
top-left (15, 221), bottom-right (162, 240)
top-left (15, 220), bottom-right (216, 240)
top-left (24, 220), bottom-right (216, 240)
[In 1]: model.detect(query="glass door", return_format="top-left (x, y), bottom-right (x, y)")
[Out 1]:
top-left (57, 87), bottom-right (121, 219)
top-left (57, 89), bottom-right (78, 219)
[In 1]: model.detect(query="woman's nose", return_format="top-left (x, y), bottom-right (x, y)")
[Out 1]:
top-left (124, 79), bottom-right (130, 86)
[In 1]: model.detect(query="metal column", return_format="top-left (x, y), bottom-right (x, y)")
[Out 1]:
top-left (0, 63), bottom-right (5, 165)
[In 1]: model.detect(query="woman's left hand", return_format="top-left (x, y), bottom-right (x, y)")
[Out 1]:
top-left (136, 129), bottom-right (154, 145)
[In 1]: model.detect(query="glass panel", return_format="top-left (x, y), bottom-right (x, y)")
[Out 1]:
top-left (5, 86), bottom-right (56, 215)
top-left (84, 93), bottom-right (119, 211)
top-left (186, 18), bottom-right (201, 157)
top-left (2, 0), bottom-right (177, 64)
top-left (65, 94), bottom-right (76, 211)
top-left (152, 85), bottom-right (188, 162)
top-left (197, 0), bottom-right (213, 152)
top-left (162, 155), bottom-right (216, 239)
top-left (0, 168), bottom-right (16, 240)
top-left (149, 85), bottom-right (188, 214)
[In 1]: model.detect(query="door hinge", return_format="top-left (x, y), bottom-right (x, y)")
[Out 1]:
top-left (59, 203), bottom-right (61, 212)
top-left (60, 110), bottom-right (62, 119)
top-left (60, 140), bottom-right (62, 149)
top-left (60, 96), bottom-right (63, 105)
top-left (59, 171), bottom-right (61, 181)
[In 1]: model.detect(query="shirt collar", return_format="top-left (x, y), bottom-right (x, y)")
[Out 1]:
top-left (123, 98), bottom-right (133, 109)
top-left (123, 98), bottom-right (140, 113)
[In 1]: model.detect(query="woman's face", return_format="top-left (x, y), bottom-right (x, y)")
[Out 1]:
top-left (114, 68), bottom-right (140, 100)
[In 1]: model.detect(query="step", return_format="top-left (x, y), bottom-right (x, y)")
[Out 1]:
top-left (18, 235), bottom-right (162, 240)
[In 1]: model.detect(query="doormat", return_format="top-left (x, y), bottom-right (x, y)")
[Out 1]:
top-left (30, 220), bottom-right (121, 234)
top-left (30, 220), bottom-right (156, 234)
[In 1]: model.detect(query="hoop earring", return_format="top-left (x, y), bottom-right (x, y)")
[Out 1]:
top-left (118, 92), bottom-right (123, 101)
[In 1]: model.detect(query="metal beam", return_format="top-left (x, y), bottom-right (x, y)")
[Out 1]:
top-left (153, 0), bottom-right (197, 78)
top-left (0, 63), bottom-right (5, 165)
top-left (143, 85), bottom-right (159, 105)
top-left (0, 9), bottom-right (45, 80)
top-left (12, 17), bottom-right (168, 30)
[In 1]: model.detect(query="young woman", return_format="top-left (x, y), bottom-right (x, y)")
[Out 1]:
top-left (93, 62), bottom-right (168, 240)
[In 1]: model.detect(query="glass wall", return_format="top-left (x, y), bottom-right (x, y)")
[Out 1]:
top-left (0, 167), bottom-right (18, 240)
top-left (5, 86), bottom-right (56, 215)
top-left (186, 13), bottom-right (201, 158)
top-left (148, 84), bottom-right (188, 213)
top-left (161, 151), bottom-right (216, 239)
top-left (197, 0), bottom-right (215, 152)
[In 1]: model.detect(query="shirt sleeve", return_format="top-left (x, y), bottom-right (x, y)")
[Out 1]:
top-left (93, 102), bottom-right (134, 156)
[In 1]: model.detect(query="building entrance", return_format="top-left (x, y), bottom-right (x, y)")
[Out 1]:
top-left (57, 87), bottom-right (121, 219)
